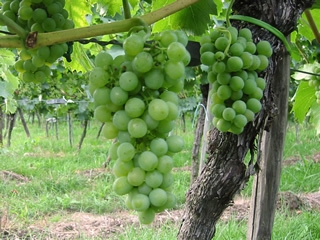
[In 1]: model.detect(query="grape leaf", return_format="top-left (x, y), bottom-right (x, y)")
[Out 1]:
top-left (0, 49), bottom-right (16, 65)
top-left (310, 102), bottom-right (320, 135)
top-left (299, 9), bottom-right (320, 42)
top-left (291, 80), bottom-right (316, 123)
top-left (311, 0), bottom-right (320, 9)
top-left (64, 43), bottom-right (94, 73)
top-left (65, 0), bottom-right (91, 27)
top-left (291, 63), bottom-right (316, 80)
top-left (152, 0), bottom-right (217, 35)
top-left (5, 98), bottom-right (17, 113)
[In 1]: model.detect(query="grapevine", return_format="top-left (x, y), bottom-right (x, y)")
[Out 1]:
top-left (0, 0), bottom-right (75, 83)
top-left (308, 66), bottom-right (320, 104)
top-left (200, 26), bottom-right (273, 134)
top-left (90, 28), bottom-right (189, 224)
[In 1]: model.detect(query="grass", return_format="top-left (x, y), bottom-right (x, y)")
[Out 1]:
top-left (0, 116), bottom-right (320, 239)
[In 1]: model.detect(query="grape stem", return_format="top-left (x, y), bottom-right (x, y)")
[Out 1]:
top-left (0, 0), bottom-right (202, 49)
top-left (304, 10), bottom-right (320, 44)
top-left (122, 0), bottom-right (132, 19)
top-left (226, 0), bottom-right (235, 28)
top-left (0, 13), bottom-right (28, 40)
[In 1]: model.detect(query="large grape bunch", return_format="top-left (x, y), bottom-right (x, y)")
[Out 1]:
top-left (200, 26), bottom-right (272, 134)
top-left (89, 29), bottom-right (189, 224)
top-left (308, 66), bottom-right (320, 104)
top-left (0, 0), bottom-right (74, 83)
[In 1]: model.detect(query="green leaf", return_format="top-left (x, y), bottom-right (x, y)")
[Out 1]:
top-left (311, 0), bottom-right (320, 9)
top-left (291, 80), bottom-right (316, 123)
top-left (0, 49), bottom-right (16, 65)
top-left (310, 102), bottom-right (320, 135)
top-left (105, 0), bottom-right (122, 17)
top-left (1, 66), bottom-right (19, 89)
top-left (5, 98), bottom-right (17, 113)
top-left (291, 63), bottom-right (316, 80)
top-left (299, 9), bottom-right (320, 42)
top-left (64, 42), bottom-right (94, 73)
top-left (0, 81), bottom-right (13, 98)
top-left (213, 0), bottom-right (223, 16)
top-left (65, 0), bottom-right (91, 27)
top-left (152, 0), bottom-right (217, 35)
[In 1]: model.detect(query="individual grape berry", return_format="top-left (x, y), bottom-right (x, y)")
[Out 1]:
top-left (215, 37), bottom-right (229, 51)
top-left (256, 40), bottom-right (273, 57)
top-left (123, 34), bottom-right (144, 57)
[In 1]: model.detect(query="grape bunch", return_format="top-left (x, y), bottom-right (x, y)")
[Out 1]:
top-left (308, 66), bottom-right (320, 104)
top-left (0, 0), bottom-right (74, 83)
top-left (89, 30), bottom-right (189, 224)
top-left (200, 26), bottom-right (272, 134)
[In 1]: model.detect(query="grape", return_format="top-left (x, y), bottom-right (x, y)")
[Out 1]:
top-left (123, 34), bottom-right (144, 57)
top-left (244, 109), bottom-right (255, 122)
top-left (142, 112), bottom-right (159, 130)
top-left (217, 85), bottom-right (232, 100)
top-left (160, 91), bottom-right (179, 105)
top-left (160, 30), bottom-right (178, 47)
top-left (112, 110), bottom-right (131, 131)
top-left (241, 52), bottom-right (253, 69)
top-left (109, 142), bottom-right (120, 160)
top-left (102, 122), bottom-right (118, 139)
top-left (256, 77), bottom-right (266, 90)
top-left (216, 119), bottom-right (231, 132)
top-left (148, 99), bottom-right (169, 121)
top-left (257, 55), bottom-right (269, 71)
top-left (138, 183), bottom-right (152, 195)
top-left (227, 26), bottom-right (238, 44)
top-left (138, 151), bottom-right (158, 171)
top-left (132, 52), bottom-right (153, 73)
top-left (128, 118), bottom-right (147, 138)
top-left (144, 69), bottom-right (164, 90)
top-left (243, 78), bottom-right (258, 95)
top-left (229, 43), bottom-right (244, 56)
top-left (250, 87), bottom-right (263, 100)
top-left (227, 56), bottom-right (243, 72)
top-left (131, 193), bottom-right (150, 211)
top-left (231, 90), bottom-right (243, 101)
top-left (93, 87), bottom-right (111, 106)
top-left (125, 98), bottom-right (146, 118)
top-left (95, 51), bottom-right (113, 68)
top-left (257, 41), bottom-right (272, 57)
top-left (200, 35), bottom-right (212, 46)
top-left (113, 176), bottom-right (133, 196)
top-left (94, 106), bottom-right (112, 122)
top-left (157, 120), bottom-right (175, 134)
top-left (239, 28), bottom-right (252, 41)
top-left (118, 131), bottom-right (132, 144)
top-left (113, 159), bottom-right (133, 177)
top-left (149, 188), bottom-right (167, 207)
top-left (150, 138), bottom-right (168, 157)
top-left (160, 172), bottom-right (173, 188)
top-left (248, 55), bottom-right (261, 71)
top-left (127, 167), bottom-right (145, 186)
top-left (234, 114), bottom-right (248, 128)
top-left (42, 18), bottom-right (56, 32)
top-left (37, 46), bottom-right (50, 60)
top-left (22, 72), bottom-right (35, 82)
top-left (18, 6), bottom-right (33, 20)
top-left (229, 76), bottom-right (244, 91)
top-left (157, 155), bottom-right (173, 174)
top-left (10, 0), bottom-right (20, 13)
top-left (201, 52), bottom-right (215, 66)
top-left (89, 67), bottom-right (110, 87)
top-left (167, 42), bottom-right (188, 62)
top-left (245, 42), bottom-right (256, 54)
top-left (32, 55), bottom-right (45, 67)
top-left (166, 135), bottom-right (184, 153)
top-left (217, 72), bottom-right (231, 85)
top-left (23, 59), bottom-right (37, 72)
top-left (200, 43), bottom-right (215, 54)
top-left (117, 142), bottom-right (135, 162)
top-left (222, 107), bottom-right (236, 121)
top-left (14, 60), bottom-right (25, 73)
top-left (213, 61), bottom-right (226, 73)
top-left (232, 100), bottom-right (246, 114)
top-left (215, 37), bottom-right (229, 51)
top-left (47, 2), bottom-right (62, 15)
top-left (165, 61), bottom-right (185, 80)
top-left (230, 125), bottom-right (244, 135)
top-left (210, 103), bottom-right (226, 118)
top-left (247, 98), bottom-right (262, 113)
top-left (138, 208), bottom-right (155, 224)
top-left (145, 170), bottom-right (163, 188)
top-left (110, 87), bottom-right (128, 106)
top-left (52, 13), bottom-right (65, 28)
top-left (214, 51), bottom-right (225, 61)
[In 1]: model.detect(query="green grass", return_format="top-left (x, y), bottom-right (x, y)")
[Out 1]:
top-left (1, 117), bottom-right (320, 239)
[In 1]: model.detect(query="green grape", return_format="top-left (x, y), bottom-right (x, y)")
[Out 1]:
top-left (229, 43), bottom-right (244, 56)
top-left (247, 98), bottom-right (262, 113)
top-left (125, 98), bottom-right (146, 118)
top-left (245, 42), bottom-right (256, 54)
top-left (47, 2), bottom-right (62, 15)
top-left (123, 34), bottom-right (144, 57)
top-left (200, 43), bottom-right (215, 54)
top-left (234, 114), bottom-right (248, 128)
top-left (162, 192), bottom-right (176, 209)
top-left (236, 36), bottom-right (247, 49)
top-left (2, 2), bottom-right (11, 11)
top-left (164, 61), bottom-right (185, 80)
top-left (36, 46), bottom-right (50, 60)
top-left (160, 172), bottom-right (173, 188)
top-left (167, 42), bottom-right (188, 62)
top-left (222, 107), bottom-right (236, 121)
top-left (227, 56), bottom-right (243, 72)
top-left (110, 87), bottom-right (128, 106)
top-left (131, 193), bottom-right (150, 211)
top-left (215, 37), bottom-right (229, 51)
top-left (217, 72), bottom-right (231, 85)
top-left (32, 55), bottom-right (45, 68)
top-left (210, 103), bottom-right (226, 118)
top-left (20, 49), bottom-right (31, 60)
top-left (150, 138), bottom-right (168, 157)
top-left (160, 30), bottom-right (178, 47)
top-left (210, 30), bottom-right (222, 42)
top-left (113, 159), bottom-right (133, 177)
top-left (160, 91), bottom-right (179, 105)
top-left (243, 78), bottom-right (258, 95)
top-left (200, 35), bottom-right (212, 46)
top-left (132, 52), bottom-right (153, 73)
top-left (244, 109), bottom-right (255, 122)
top-left (95, 51), bottom-right (113, 68)
top-left (138, 183), bottom-right (152, 195)
top-left (10, 0), bottom-right (20, 13)
top-left (112, 110), bottom-right (131, 131)
top-left (145, 170), bottom-right (163, 188)
top-left (157, 120), bottom-right (174, 134)
top-left (250, 87), bottom-right (263, 100)
top-left (257, 55), bottom-right (269, 71)
top-left (201, 52), bottom-right (215, 66)
top-left (214, 51), bottom-right (225, 61)
top-left (62, 19), bottom-right (74, 30)
top-left (128, 118), bottom-right (147, 138)
top-left (175, 30), bottom-right (188, 47)
top-left (118, 72), bottom-right (138, 92)
top-left (144, 69), bottom-right (164, 90)
top-left (32, 8), bottom-right (47, 22)
top-left (166, 102), bottom-right (179, 121)
top-left (168, 77), bottom-right (184, 93)
top-left (38, 65), bottom-right (51, 77)
top-left (14, 59), bottom-right (25, 73)
top-left (257, 40), bottom-right (272, 57)
top-left (229, 76), bottom-right (244, 91)
top-left (256, 77), bottom-right (266, 90)
top-left (216, 118), bottom-right (231, 132)
top-left (138, 151), bottom-right (158, 171)
top-left (240, 52), bottom-right (253, 69)
top-left (52, 13), bottom-right (65, 28)
top-left (232, 100), bottom-right (247, 114)
top-left (248, 55), bottom-right (261, 71)
top-left (109, 141), bottom-right (120, 160)
top-left (148, 99), bottom-right (169, 121)
top-left (127, 167), bottom-right (145, 186)
top-left (23, 59), bottom-right (37, 72)
top-left (231, 90), bottom-right (243, 101)
top-left (112, 176), bottom-right (133, 196)
top-left (157, 155), bottom-right (173, 174)
top-left (142, 111), bottom-right (159, 130)
top-left (18, 6), bottom-right (33, 20)
top-left (138, 208), bottom-right (155, 224)
top-left (34, 71), bottom-right (46, 83)
top-left (94, 105), bottom-right (112, 122)
top-left (208, 71), bottom-right (217, 84)
top-left (89, 67), bottom-right (110, 88)
top-left (217, 85), bottom-right (232, 100)
top-left (213, 61), bottom-right (226, 74)
top-left (230, 124), bottom-right (244, 135)
top-left (118, 131), bottom-right (132, 143)
top-left (42, 18), bottom-right (56, 32)
top-left (22, 71), bottom-right (35, 82)
top-left (227, 26), bottom-right (238, 44)
top-left (166, 135), bottom-right (184, 153)
top-left (102, 122), bottom-right (118, 139)
top-left (93, 87), bottom-right (111, 106)
top-left (117, 142), bottom-right (135, 162)
top-left (239, 28), bottom-right (252, 41)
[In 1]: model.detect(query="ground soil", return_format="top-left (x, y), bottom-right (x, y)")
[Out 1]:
top-left (1, 155), bottom-right (320, 240)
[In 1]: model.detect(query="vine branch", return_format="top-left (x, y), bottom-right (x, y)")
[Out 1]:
top-left (304, 10), bottom-right (320, 44)
top-left (0, 13), bottom-right (27, 39)
top-left (0, 0), bottom-right (201, 49)
top-left (122, 0), bottom-right (132, 19)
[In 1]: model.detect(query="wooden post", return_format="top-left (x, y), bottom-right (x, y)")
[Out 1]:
top-left (67, 112), bottom-right (73, 147)
top-left (78, 119), bottom-right (88, 151)
top-left (17, 108), bottom-right (30, 138)
top-left (7, 113), bottom-right (17, 147)
top-left (247, 45), bottom-right (290, 240)
top-left (0, 105), bottom-right (4, 147)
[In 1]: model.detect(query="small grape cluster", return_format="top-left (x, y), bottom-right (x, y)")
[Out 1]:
top-left (0, 0), bottom-right (74, 83)
top-left (308, 66), bottom-right (320, 104)
top-left (200, 26), bottom-right (272, 134)
top-left (89, 30), bottom-right (189, 224)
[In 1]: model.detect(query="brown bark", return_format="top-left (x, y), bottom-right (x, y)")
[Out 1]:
top-left (18, 108), bottom-right (30, 138)
top-left (96, 122), bottom-right (105, 139)
top-left (177, 1), bottom-right (313, 239)
top-left (0, 106), bottom-right (3, 146)
top-left (78, 119), bottom-right (88, 151)
top-left (7, 113), bottom-right (17, 147)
